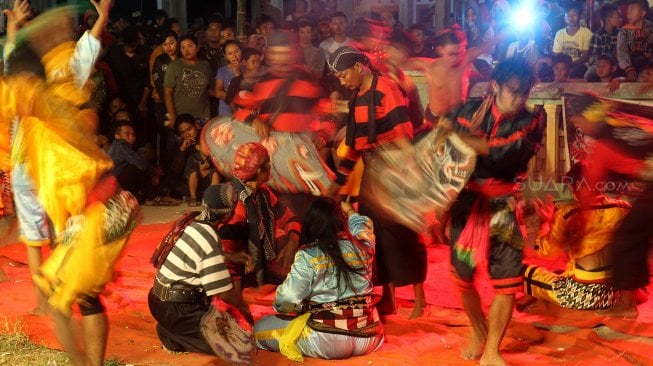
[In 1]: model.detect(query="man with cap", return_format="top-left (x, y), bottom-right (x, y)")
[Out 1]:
top-left (218, 142), bottom-right (301, 291)
top-left (148, 183), bottom-right (253, 355)
top-left (326, 45), bottom-right (429, 319)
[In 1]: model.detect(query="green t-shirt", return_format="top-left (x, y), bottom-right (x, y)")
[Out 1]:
top-left (164, 59), bottom-right (212, 119)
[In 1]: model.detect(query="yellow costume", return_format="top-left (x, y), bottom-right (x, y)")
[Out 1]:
top-left (523, 196), bottom-right (630, 309)
top-left (0, 39), bottom-right (139, 315)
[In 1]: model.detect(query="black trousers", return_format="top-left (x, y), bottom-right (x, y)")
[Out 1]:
top-left (147, 289), bottom-right (213, 354)
top-left (612, 184), bottom-right (653, 290)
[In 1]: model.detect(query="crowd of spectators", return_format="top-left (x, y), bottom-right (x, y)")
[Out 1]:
top-left (8, 0), bottom-right (652, 205)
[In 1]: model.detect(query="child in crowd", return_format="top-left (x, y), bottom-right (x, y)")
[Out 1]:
top-left (553, 53), bottom-right (573, 82)
top-left (225, 48), bottom-right (262, 113)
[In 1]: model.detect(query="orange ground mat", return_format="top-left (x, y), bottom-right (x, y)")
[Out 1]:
top-left (1, 222), bottom-right (653, 365)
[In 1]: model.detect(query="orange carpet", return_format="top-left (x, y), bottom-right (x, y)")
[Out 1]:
top-left (1, 222), bottom-right (653, 365)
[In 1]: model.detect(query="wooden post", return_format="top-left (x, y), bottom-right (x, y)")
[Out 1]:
top-left (237, 0), bottom-right (246, 44)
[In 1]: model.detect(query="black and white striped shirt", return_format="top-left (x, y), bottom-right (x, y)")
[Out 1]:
top-left (156, 222), bottom-right (233, 296)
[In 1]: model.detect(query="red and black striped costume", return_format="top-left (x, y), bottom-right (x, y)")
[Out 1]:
top-left (335, 74), bottom-right (413, 186)
top-left (217, 184), bottom-right (301, 285)
top-left (336, 74), bottom-right (426, 288)
top-left (233, 67), bottom-right (322, 133)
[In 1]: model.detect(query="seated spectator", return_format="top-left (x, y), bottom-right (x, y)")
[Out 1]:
top-left (254, 198), bottom-right (383, 361)
top-left (173, 114), bottom-right (220, 206)
top-left (148, 184), bottom-right (254, 357)
top-left (113, 108), bottom-right (132, 124)
top-left (552, 3), bottom-right (592, 78)
top-left (553, 53), bottom-right (573, 82)
top-left (617, 0), bottom-right (653, 81)
top-left (504, 29), bottom-right (540, 67)
top-left (535, 54), bottom-right (555, 82)
top-left (586, 54), bottom-right (623, 82)
top-left (585, 4), bottom-right (621, 80)
top-left (225, 48), bottom-right (263, 113)
top-left (108, 122), bottom-right (175, 205)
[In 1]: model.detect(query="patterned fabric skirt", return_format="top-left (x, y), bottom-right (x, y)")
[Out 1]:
top-left (33, 191), bottom-right (140, 315)
top-left (522, 264), bottom-right (619, 310)
top-left (552, 277), bottom-right (619, 310)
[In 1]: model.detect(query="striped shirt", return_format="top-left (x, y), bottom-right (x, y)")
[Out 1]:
top-left (156, 221), bottom-right (233, 296)
top-left (335, 75), bottom-right (413, 185)
top-left (233, 67), bottom-right (322, 133)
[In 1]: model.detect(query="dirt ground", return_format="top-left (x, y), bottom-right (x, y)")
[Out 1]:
top-left (1, 205), bottom-right (653, 366)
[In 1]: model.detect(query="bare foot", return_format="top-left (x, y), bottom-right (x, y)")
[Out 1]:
top-left (479, 352), bottom-right (509, 366)
top-left (28, 305), bottom-right (48, 317)
top-left (409, 302), bottom-right (431, 319)
top-left (377, 298), bottom-right (397, 316)
top-left (460, 335), bottom-right (485, 360)
top-left (596, 306), bottom-right (639, 319)
top-left (596, 291), bottom-right (639, 319)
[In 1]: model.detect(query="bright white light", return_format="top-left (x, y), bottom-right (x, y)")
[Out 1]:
top-left (512, 6), bottom-right (534, 30)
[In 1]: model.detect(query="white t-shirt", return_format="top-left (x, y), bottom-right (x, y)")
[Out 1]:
top-left (319, 37), bottom-right (352, 59)
top-left (552, 27), bottom-right (593, 62)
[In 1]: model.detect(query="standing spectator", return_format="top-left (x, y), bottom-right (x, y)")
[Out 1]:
top-left (316, 17), bottom-right (332, 45)
top-left (616, 0), bottom-right (653, 81)
top-left (225, 48), bottom-right (263, 113)
top-left (248, 34), bottom-right (267, 56)
top-left (586, 4), bottom-right (621, 80)
top-left (149, 9), bottom-right (169, 47)
top-left (200, 16), bottom-right (226, 76)
top-left (105, 26), bottom-right (152, 140)
top-left (552, 4), bottom-right (593, 78)
top-left (286, 0), bottom-right (308, 22)
top-left (319, 12), bottom-right (351, 59)
top-left (220, 25), bottom-right (236, 44)
top-left (214, 40), bottom-right (243, 117)
top-left (256, 14), bottom-right (276, 40)
top-left (200, 16), bottom-right (226, 117)
top-left (307, 0), bottom-right (327, 25)
top-left (409, 24), bottom-right (437, 58)
top-left (151, 30), bottom-right (179, 165)
top-left (297, 20), bottom-right (326, 78)
top-left (163, 35), bottom-right (212, 125)
top-left (260, 0), bottom-right (283, 26)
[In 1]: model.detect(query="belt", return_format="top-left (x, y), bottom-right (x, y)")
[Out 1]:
top-left (152, 278), bottom-right (206, 303)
